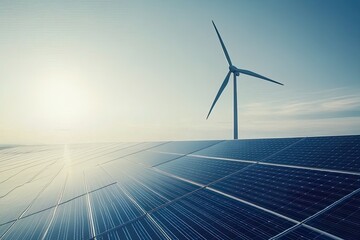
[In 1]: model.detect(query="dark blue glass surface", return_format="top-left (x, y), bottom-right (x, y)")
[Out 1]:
top-left (156, 156), bottom-right (251, 184)
top-left (44, 196), bottom-right (92, 240)
top-left (264, 135), bottom-right (360, 172)
top-left (2, 208), bottom-right (53, 240)
top-left (128, 167), bottom-right (199, 200)
top-left (0, 222), bottom-right (13, 238)
top-left (90, 184), bottom-right (143, 235)
top-left (151, 189), bottom-right (295, 239)
top-left (194, 138), bottom-right (301, 161)
top-left (211, 164), bottom-right (360, 221)
top-left (307, 191), bottom-right (360, 239)
top-left (102, 162), bottom-right (169, 211)
top-left (97, 216), bottom-right (167, 240)
top-left (1, 136), bottom-right (359, 239)
top-left (279, 226), bottom-right (333, 240)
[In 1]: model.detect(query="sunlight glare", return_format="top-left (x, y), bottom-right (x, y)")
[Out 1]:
top-left (32, 75), bottom-right (94, 130)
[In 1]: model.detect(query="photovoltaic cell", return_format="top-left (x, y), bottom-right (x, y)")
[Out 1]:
top-left (194, 138), bottom-right (301, 161)
top-left (129, 167), bottom-right (199, 200)
top-left (90, 184), bottom-right (143, 235)
top-left (0, 175), bottom-right (52, 225)
top-left (150, 140), bottom-right (221, 155)
top-left (278, 226), bottom-right (333, 240)
top-left (102, 162), bottom-right (169, 210)
top-left (24, 171), bottom-right (67, 216)
top-left (96, 142), bottom-right (167, 165)
top-left (44, 196), bottom-right (92, 240)
top-left (84, 166), bottom-right (116, 192)
top-left (121, 150), bottom-right (182, 167)
top-left (2, 208), bottom-right (53, 240)
top-left (151, 189), bottom-right (295, 240)
top-left (0, 222), bottom-right (12, 238)
top-left (264, 135), bottom-right (360, 172)
top-left (156, 156), bottom-right (251, 185)
top-left (307, 191), bottom-right (360, 239)
top-left (97, 216), bottom-right (167, 240)
top-left (210, 164), bottom-right (360, 221)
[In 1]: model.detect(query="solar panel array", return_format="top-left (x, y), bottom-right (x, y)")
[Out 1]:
top-left (0, 135), bottom-right (359, 239)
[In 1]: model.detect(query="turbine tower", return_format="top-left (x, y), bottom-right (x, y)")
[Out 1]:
top-left (207, 21), bottom-right (284, 140)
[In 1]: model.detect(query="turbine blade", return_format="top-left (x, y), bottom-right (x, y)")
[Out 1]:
top-left (212, 20), bottom-right (232, 66)
top-left (207, 71), bottom-right (231, 119)
top-left (237, 69), bottom-right (284, 85)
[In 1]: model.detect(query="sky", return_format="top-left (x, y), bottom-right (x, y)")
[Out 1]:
top-left (0, 0), bottom-right (359, 144)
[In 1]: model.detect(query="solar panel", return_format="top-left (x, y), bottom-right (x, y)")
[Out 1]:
top-left (1, 208), bottom-right (53, 240)
top-left (150, 189), bottom-right (295, 239)
top-left (0, 175), bottom-right (52, 225)
top-left (0, 135), bottom-right (359, 239)
top-left (306, 191), bottom-right (360, 239)
top-left (89, 184), bottom-right (143, 234)
top-left (150, 140), bottom-right (221, 155)
top-left (45, 196), bottom-right (92, 240)
top-left (120, 150), bottom-right (182, 166)
top-left (84, 166), bottom-right (116, 192)
top-left (96, 216), bottom-right (167, 240)
top-left (156, 155), bottom-right (251, 185)
top-left (60, 170), bottom-right (87, 203)
top-left (119, 166), bottom-right (199, 200)
top-left (24, 171), bottom-right (67, 216)
top-left (0, 222), bottom-right (12, 238)
top-left (194, 138), bottom-right (301, 161)
top-left (263, 135), bottom-right (360, 172)
top-left (111, 171), bottom-right (168, 211)
top-left (278, 226), bottom-right (333, 239)
top-left (210, 164), bottom-right (360, 221)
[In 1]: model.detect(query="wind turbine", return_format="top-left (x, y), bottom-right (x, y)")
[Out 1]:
top-left (207, 21), bottom-right (284, 140)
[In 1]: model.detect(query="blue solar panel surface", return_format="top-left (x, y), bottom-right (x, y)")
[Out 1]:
top-left (156, 155), bottom-right (251, 185)
top-left (150, 140), bottom-right (221, 154)
top-left (210, 164), bottom-right (360, 221)
top-left (306, 191), bottom-right (360, 239)
top-left (278, 226), bottom-right (333, 240)
top-left (151, 189), bottom-right (295, 239)
top-left (0, 135), bottom-right (359, 239)
top-left (120, 150), bottom-right (181, 167)
top-left (194, 137), bottom-right (301, 161)
top-left (263, 135), bottom-right (360, 172)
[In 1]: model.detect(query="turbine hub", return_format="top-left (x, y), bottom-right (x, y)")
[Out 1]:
top-left (229, 65), bottom-right (238, 73)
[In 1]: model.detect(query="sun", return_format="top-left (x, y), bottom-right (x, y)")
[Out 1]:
top-left (32, 77), bottom-right (93, 129)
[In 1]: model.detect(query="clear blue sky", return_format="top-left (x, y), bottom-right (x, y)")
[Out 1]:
top-left (0, 0), bottom-right (359, 144)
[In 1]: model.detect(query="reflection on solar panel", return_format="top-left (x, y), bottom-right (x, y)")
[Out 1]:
top-left (306, 190), bottom-right (360, 239)
top-left (194, 137), bottom-right (301, 161)
top-left (263, 135), bottom-right (360, 172)
top-left (210, 164), bottom-right (360, 221)
top-left (156, 156), bottom-right (251, 185)
top-left (278, 226), bottom-right (333, 240)
top-left (0, 135), bottom-right (359, 239)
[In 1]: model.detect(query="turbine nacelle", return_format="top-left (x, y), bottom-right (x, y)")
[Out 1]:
top-left (229, 65), bottom-right (238, 73)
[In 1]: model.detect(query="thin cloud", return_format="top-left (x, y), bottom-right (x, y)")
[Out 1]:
top-left (243, 94), bottom-right (360, 118)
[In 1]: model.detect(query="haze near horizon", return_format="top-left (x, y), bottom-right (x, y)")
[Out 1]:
top-left (0, 0), bottom-right (359, 144)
